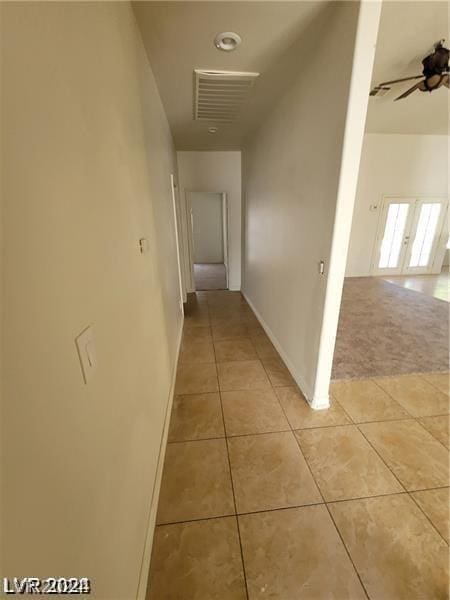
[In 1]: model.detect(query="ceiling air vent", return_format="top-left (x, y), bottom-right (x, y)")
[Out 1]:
top-left (194, 69), bottom-right (259, 122)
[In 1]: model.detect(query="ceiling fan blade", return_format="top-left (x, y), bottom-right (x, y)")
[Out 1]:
top-left (442, 74), bottom-right (449, 88)
top-left (378, 75), bottom-right (423, 86)
top-left (394, 80), bottom-right (424, 101)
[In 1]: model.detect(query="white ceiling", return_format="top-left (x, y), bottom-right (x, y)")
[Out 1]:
top-left (134, 1), bottom-right (449, 149)
top-left (133, 1), bottom-right (328, 150)
top-left (366, 1), bottom-right (449, 135)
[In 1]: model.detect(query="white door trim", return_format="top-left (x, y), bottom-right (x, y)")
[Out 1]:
top-left (222, 192), bottom-right (229, 289)
top-left (185, 190), bottom-right (228, 291)
top-left (170, 174), bottom-right (187, 306)
top-left (185, 191), bottom-right (196, 291)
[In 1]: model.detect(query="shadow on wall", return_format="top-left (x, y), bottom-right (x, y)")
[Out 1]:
top-left (240, 1), bottom-right (336, 144)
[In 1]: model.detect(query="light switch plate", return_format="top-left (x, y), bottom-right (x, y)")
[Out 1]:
top-left (75, 326), bottom-right (97, 384)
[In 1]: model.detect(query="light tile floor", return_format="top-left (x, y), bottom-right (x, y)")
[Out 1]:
top-left (147, 291), bottom-right (449, 600)
top-left (382, 270), bottom-right (450, 303)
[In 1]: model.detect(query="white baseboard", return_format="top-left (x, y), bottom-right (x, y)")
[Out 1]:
top-left (136, 316), bottom-right (184, 600)
top-left (309, 393), bottom-right (331, 410)
top-left (242, 292), bottom-right (329, 410)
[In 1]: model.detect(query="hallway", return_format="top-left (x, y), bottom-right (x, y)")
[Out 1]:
top-left (147, 290), bottom-right (449, 600)
top-left (3, 1), bottom-right (449, 596)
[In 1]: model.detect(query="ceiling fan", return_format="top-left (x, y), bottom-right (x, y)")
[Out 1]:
top-left (370, 40), bottom-right (449, 100)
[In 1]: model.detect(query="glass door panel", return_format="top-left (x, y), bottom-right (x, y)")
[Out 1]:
top-left (372, 197), bottom-right (448, 276)
top-left (404, 200), bottom-right (447, 274)
top-left (373, 199), bottom-right (414, 275)
top-left (378, 203), bottom-right (410, 269)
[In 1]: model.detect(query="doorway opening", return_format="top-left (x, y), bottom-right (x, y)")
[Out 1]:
top-left (372, 196), bottom-right (448, 277)
top-left (187, 191), bottom-right (228, 291)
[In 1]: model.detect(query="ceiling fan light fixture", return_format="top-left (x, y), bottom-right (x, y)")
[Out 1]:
top-left (214, 32), bottom-right (241, 52)
top-left (208, 126), bottom-right (219, 134)
top-left (423, 73), bottom-right (446, 91)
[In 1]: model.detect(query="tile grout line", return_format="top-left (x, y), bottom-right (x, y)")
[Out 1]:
top-left (355, 423), bottom-right (408, 494)
top-left (176, 292), bottom-right (449, 594)
top-left (265, 357), bottom-right (371, 600)
top-left (259, 355), bottom-right (370, 597)
top-left (412, 416), bottom-right (450, 450)
top-left (407, 489), bottom-right (450, 547)
top-left (355, 418), bottom-right (450, 503)
top-left (184, 297), bottom-right (449, 490)
top-left (370, 377), bottom-right (416, 418)
top-left (416, 371), bottom-right (450, 396)
top-left (174, 382), bottom-right (450, 423)
top-left (324, 382), bottom-right (448, 463)
top-left (333, 372), bottom-right (450, 391)
top-left (209, 296), bottom-right (446, 507)
top-left (222, 446), bottom-right (250, 600)
top-left (214, 335), bottom-right (250, 600)
top-left (209, 292), bottom-right (331, 597)
top-left (157, 490), bottom-right (422, 527)
top-left (323, 502), bottom-right (370, 600)
top-left (173, 398), bottom-right (448, 431)
top-left (371, 376), bottom-right (450, 421)
top-left (325, 393), bottom-right (355, 424)
top-left (164, 430), bottom-right (449, 536)
top-left (167, 428), bottom-right (294, 444)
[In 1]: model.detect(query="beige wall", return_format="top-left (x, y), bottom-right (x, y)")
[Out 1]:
top-left (177, 151), bottom-right (242, 291)
top-left (346, 133), bottom-right (449, 277)
top-left (242, 2), bottom-right (360, 402)
top-left (1, 2), bottom-right (182, 597)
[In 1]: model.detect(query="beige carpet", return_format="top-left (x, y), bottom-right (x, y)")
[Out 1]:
top-left (332, 277), bottom-right (449, 380)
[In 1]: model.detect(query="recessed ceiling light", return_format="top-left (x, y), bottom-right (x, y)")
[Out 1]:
top-left (208, 127), bottom-right (219, 134)
top-left (214, 32), bottom-right (241, 52)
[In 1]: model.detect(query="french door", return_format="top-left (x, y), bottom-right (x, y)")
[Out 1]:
top-left (372, 197), bottom-right (448, 276)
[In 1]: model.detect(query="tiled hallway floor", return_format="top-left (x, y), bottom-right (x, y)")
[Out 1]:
top-left (147, 291), bottom-right (449, 600)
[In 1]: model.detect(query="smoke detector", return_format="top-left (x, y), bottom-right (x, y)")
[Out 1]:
top-left (214, 32), bottom-right (241, 52)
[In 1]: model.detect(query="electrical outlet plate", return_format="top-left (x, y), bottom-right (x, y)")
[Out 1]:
top-left (75, 326), bottom-right (97, 384)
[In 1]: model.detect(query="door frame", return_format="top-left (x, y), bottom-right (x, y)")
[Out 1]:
top-left (222, 192), bottom-right (229, 289)
top-left (371, 194), bottom-right (449, 276)
top-left (185, 190), bottom-right (229, 291)
top-left (170, 174), bottom-right (187, 306)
